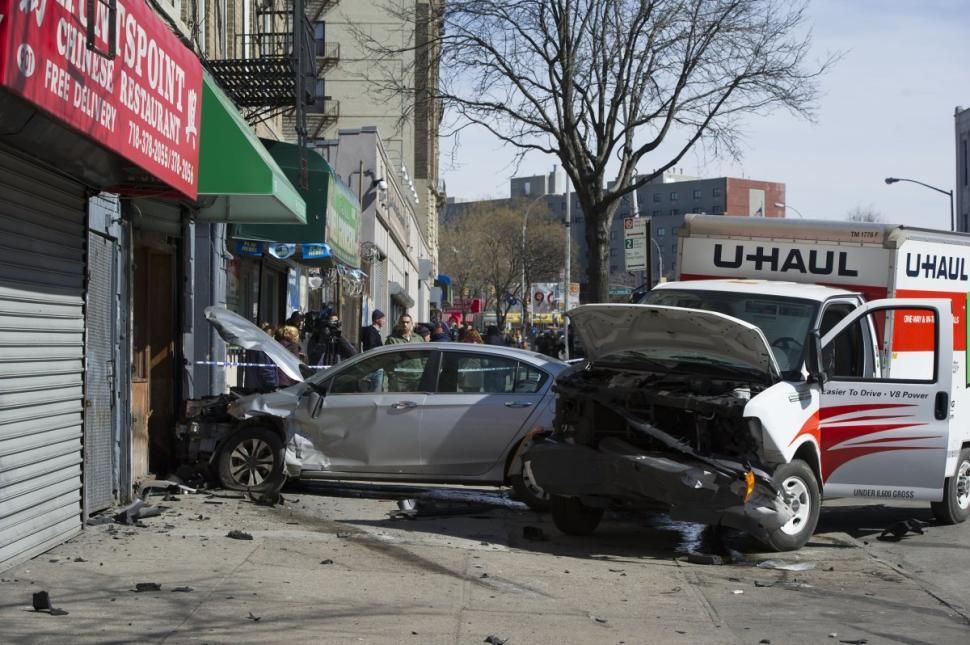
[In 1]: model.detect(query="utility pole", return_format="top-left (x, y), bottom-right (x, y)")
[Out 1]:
top-left (563, 177), bottom-right (571, 360)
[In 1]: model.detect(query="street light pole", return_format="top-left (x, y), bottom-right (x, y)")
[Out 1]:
top-left (774, 201), bottom-right (804, 219)
top-left (563, 177), bottom-right (571, 360)
top-left (884, 177), bottom-right (955, 231)
top-left (520, 193), bottom-right (549, 334)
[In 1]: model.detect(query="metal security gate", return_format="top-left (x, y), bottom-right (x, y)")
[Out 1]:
top-left (0, 150), bottom-right (86, 571)
top-left (84, 232), bottom-right (117, 514)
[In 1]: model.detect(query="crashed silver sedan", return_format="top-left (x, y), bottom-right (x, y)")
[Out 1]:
top-left (524, 304), bottom-right (797, 548)
top-left (178, 307), bottom-right (566, 510)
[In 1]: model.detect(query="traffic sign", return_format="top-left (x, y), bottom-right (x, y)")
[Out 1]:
top-left (623, 217), bottom-right (647, 271)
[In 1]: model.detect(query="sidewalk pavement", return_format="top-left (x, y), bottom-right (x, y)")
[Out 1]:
top-left (0, 488), bottom-right (717, 645)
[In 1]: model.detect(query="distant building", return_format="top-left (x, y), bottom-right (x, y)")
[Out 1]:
top-left (957, 106), bottom-right (970, 233)
top-left (446, 170), bottom-right (785, 296)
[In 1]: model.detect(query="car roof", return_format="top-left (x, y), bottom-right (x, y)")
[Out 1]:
top-left (365, 342), bottom-right (568, 370)
top-left (656, 279), bottom-right (858, 302)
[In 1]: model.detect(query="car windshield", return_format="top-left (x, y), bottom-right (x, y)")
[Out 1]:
top-left (638, 288), bottom-right (819, 375)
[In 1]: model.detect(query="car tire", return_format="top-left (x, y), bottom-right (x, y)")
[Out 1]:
top-left (510, 460), bottom-right (550, 512)
top-left (549, 495), bottom-right (603, 536)
top-left (931, 448), bottom-right (970, 525)
top-left (761, 459), bottom-right (820, 552)
top-left (217, 426), bottom-right (286, 494)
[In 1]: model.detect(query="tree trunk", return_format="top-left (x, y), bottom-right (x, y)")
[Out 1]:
top-left (583, 207), bottom-right (613, 303)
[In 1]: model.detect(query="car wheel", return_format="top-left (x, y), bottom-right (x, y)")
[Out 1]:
top-left (510, 460), bottom-right (550, 512)
top-left (549, 495), bottom-right (604, 536)
top-left (761, 459), bottom-right (820, 552)
top-left (931, 448), bottom-right (970, 525)
top-left (217, 426), bottom-right (285, 493)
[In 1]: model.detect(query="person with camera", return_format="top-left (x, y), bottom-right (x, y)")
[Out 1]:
top-left (308, 313), bottom-right (357, 367)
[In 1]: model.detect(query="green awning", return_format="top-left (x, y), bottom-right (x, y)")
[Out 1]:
top-left (233, 140), bottom-right (361, 268)
top-left (196, 72), bottom-right (306, 224)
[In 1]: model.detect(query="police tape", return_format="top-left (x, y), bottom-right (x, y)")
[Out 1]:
top-left (194, 360), bottom-right (332, 368)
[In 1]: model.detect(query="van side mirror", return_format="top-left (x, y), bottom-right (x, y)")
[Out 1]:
top-left (805, 329), bottom-right (826, 391)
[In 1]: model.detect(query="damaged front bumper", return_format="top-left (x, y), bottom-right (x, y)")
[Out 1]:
top-left (525, 436), bottom-right (793, 540)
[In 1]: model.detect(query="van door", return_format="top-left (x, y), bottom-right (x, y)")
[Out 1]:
top-left (818, 299), bottom-right (951, 500)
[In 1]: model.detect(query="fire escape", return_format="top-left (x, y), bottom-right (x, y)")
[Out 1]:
top-left (207, 0), bottom-right (341, 147)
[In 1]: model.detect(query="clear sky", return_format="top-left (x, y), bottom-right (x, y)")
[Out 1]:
top-left (440, 0), bottom-right (970, 229)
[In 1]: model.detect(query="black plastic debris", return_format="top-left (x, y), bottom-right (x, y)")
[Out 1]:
top-left (73, 557), bottom-right (87, 563)
top-left (171, 586), bottom-right (194, 593)
top-left (839, 640), bottom-right (868, 645)
top-left (163, 495), bottom-right (180, 502)
top-left (878, 519), bottom-right (926, 542)
top-left (589, 614), bottom-right (608, 624)
top-left (320, 559), bottom-right (334, 565)
top-left (227, 530), bottom-right (254, 541)
top-left (32, 591), bottom-right (52, 611)
top-left (522, 526), bottom-right (548, 541)
top-left (134, 582), bottom-right (162, 592)
top-left (686, 552), bottom-right (724, 566)
top-left (248, 611), bottom-right (261, 622)
top-left (483, 636), bottom-right (508, 645)
top-left (249, 490), bottom-right (283, 506)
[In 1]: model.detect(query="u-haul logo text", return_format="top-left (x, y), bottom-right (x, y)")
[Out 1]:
top-left (904, 253), bottom-right (969, 281)
top-left (713, 244), bottom-right (859, 277)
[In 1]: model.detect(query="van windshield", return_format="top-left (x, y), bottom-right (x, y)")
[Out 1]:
top-left (638, 289), bottom-right (819, 375)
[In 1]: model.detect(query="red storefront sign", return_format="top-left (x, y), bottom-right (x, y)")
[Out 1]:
top-left (0, 0), bottom-right (202, 199)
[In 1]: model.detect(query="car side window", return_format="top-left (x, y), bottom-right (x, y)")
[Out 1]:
top-left (437, 353), bottom-right (517, 394)
top-left (513, 363), bottom-right (548, 393)
top-left (820, 303), bottom-right (869, 378)
top-left (330, 351), bottom-right (431, 394)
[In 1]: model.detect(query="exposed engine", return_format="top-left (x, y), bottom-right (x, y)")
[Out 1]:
top-left (553, 365), bottom-right (765, 462)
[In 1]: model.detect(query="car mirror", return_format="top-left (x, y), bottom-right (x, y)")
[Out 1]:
top-left (805, 329), bottom-right (826, 391)
top-left (299, 363), bottom-right (319, 379)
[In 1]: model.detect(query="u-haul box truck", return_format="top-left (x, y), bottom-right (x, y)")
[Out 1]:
top-left (629, 214), bottom-right (970, 546)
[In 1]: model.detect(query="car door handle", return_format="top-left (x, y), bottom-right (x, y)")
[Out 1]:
top-left (391, 401), bottom-right (418, 410)
top-left (935, 391), bottom-right (949, 420)
top-left (504, 401), bottom-right (533, 408)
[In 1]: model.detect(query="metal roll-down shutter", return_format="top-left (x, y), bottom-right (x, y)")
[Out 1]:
top-left (0, 149), bottom-right (86, 570)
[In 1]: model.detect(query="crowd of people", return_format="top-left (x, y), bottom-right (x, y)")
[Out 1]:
top-left (245, 306), bottom-right (573, 392)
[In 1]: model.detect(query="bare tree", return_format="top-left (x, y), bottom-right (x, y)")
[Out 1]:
top-left (846, 205), bottom-right (883, 223)
top-left (357, 0), bottom-right (836, 301)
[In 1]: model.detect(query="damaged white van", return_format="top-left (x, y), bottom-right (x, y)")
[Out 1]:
top-left (525, 215), bottom-right (970, 551)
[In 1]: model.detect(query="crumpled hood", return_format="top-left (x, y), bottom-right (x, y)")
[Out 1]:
top-left (568, 304), bottom-right (780, 381)
top-left (204, 306), bottom-right (305, 383)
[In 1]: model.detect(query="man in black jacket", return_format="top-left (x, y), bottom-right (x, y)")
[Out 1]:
top-left (360, 309), bottom-right (385, 351)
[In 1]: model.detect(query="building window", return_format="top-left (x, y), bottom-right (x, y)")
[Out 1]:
top-left (671, 208), bottom-right (679, 216)
top-left (713, 186), bottom-right (722, 197)
top-left (669, 191), bottom-right (678, 201)
top-left (609, 231), bottom-right (615, 241)
top-left (610, 264), bottom-right (617, 273)
top-left (652, 192), bottom-right (661, 203)
top-left (652, 210), bottom-right (661, 217)
top-left (671, 243), bottom-right (677, 254)
top-left (657, 227), bottom-right (666, 237)
top-left (693, 189), bottom-right (702, 200)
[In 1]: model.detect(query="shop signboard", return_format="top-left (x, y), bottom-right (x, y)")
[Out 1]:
top-left (326, 172), bottom-right (360, 267)
top-left (0, 0), bottom-right (203, 198)
top-left (531, 282), bottom-right (561, 313)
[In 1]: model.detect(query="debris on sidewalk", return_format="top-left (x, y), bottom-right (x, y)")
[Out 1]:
top-left (249, 490), bottom-right (284, 506)
top-left (171, 586), bottom-right (194, 593)
top-left (134, 582), bottom-right (162, 592)
top-left (483, 635), bottom-right (508, 645)
top-left (320, 559), bottom-right (334, 565)
top-left (686, 551), bottom-right (724, 565)
top-left (227, 530), bottom-right (254, 541)
top-left (31, 592), bottom-right (69, 618)
top-left (756, 560), bottom-right (816, 572)
top-left (138, 479), bottom-right (195, 498)
top-left (878, 519), bottom-right (926, 542)
top-left (589, 614), bottom-right (608, 624)
top-left (248, 611), bottom-right (261, 622)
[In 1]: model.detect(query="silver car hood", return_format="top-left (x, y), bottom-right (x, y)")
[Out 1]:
top-left (568, 304), bottom-right (781, 381)
top-left (204, 306), bottom-right (305, 383)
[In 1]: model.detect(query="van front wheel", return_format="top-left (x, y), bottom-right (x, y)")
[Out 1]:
top-left (761, 460), bottom-right (820, 552)
top-left (931, 448), bottom-right (970, 525)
